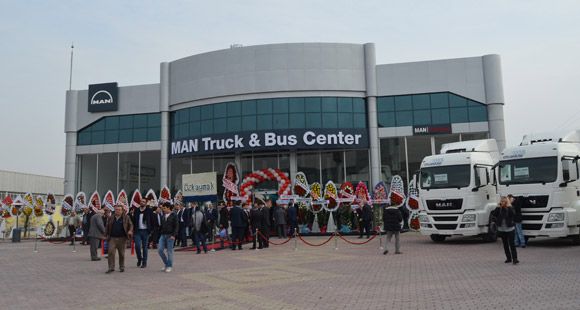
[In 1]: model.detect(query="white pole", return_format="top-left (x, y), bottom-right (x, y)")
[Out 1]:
top-left (69, 43), bottom-right (74, 91)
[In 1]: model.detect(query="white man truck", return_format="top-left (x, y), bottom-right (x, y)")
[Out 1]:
top-left (497, 131), bottom-right (580, 244)
top-left (418, 139), bottom-right (499, 242)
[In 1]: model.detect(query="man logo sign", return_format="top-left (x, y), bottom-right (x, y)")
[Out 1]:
top-left (88, 82), bottom-right (118, 112)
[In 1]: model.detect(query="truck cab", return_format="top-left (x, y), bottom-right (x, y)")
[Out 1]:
top-left (497, 131), bottom-right (580, 243)
top-left (418, 139), bottom-right (499, 242)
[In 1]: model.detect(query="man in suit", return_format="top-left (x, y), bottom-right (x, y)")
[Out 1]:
top-left (205, 202), bottom-right (218, 243)
top-left (105, 205), bottom-right (134, 273)
top-left (261, 199), bottom-right (272, 248)
top-left (82, 207), bottom-right (94, 245)
top-left (287, 202), bottom-right (298, 238)
top-left (133, 198), bottom-right (154, 268)
top-left (359, 199), bottom-right (373, 239)
top-left (158, 202), bottom-right (179, 273)
top-left (88, 209), bottom-right (105, 261)
top-left (175, 202), bottom-right (188, 247)
top-left (250, 203), bottom-right (262, 249)
top-left (229, 200), bottom-right (244, 250)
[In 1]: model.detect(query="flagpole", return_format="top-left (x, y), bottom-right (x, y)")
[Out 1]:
top-left (69, 43), bottom-right (74, 91)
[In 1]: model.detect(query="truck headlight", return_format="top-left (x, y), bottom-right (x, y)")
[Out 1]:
top-left (547, 213), bottom-right (565, 222)
top-left (462, 214), bottom-right (476, 222)
top-left (419, 214), bottom-right (429, 223)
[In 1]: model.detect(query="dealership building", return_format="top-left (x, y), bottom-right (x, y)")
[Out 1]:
top-left (64, 42), bottom-right (506, 198)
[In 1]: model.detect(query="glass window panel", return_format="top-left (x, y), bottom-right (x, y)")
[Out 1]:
top-left (395, 96), bottom-right (413, 111)
top-left (119, 129), bottom-right (132, 143)
top-left (337, 97), bottom-right (353, 113)
top-left (254, 154), bottom-right (278, 170)
top-left (431, 108), bottom-right (450, 124)
top-left (177, 123), bottom-right (189, 139)
top-left (305, 113), bottom-right (321, 128)
top-left (297, 152), bottom-right (320, 185)
top-left (189, 107), bottom-right (201, 121)
top-left (395, 111), bottom-right (413, 126)
top-left (147, 113), bottom-right (161, 127)
top-left (213, 118), bottom-right (227, 134)
top-left (353, 113), bottom-right (366, 128)
top-left (192, 156), bottom-right (213, 173)
top-left (449, 94), bottom-right (467, 107)
top-left (279, 154), bottom-right (290, 173)
top-left (133, 128), bottom-right (147, 142)
top-left (289, 97), bottom-right (305, 113)
top-left (435, 134), bottom-right (460, 154)
top-left (468, 99), bottom-right (482, 107)
top-left (140, 151), bottom-right (161, 192)
top-left (412, 94), bottom-right (430, 110)
top-left (321, 97), bottom-right (337, 112)
top-left (170, 157), bottom-right (190, 193)
top-left (201, 105), bottom-right (213, 120)
top-left (377, 97), bottom-right (394, 112)
top-left (257, 114), bottom-right (272, 130)
top-left (353, 98), bottom-right (366, 112)
top-left (345, 150), bottom-right (369, 184)
top-left (147, 127), bottom-right (160, 141)
top-left (227, 101), bottom-right (241, 116)
top-left (289, 113), bottom-right (306, 129)
top-left (242, 100), bottom-right (257, 115)
top-left (413, 110), bottom-right (431, 125)
top-left (430, 93), bottom-right (449, 109)
top-left (338, 113), bottom-right (354, 128)
top-left (256, 99), bottom-right (273, 114)
top-left (118, 152), bottom-right (139, 195)
top-left (119, 115), bottom-right (133, 129)
top-left (322, 113), bottom-right (338, 128)
top-left (189, 121), bottom-right (201, 137)
top-left (378, 112), bottom-right (396, 127)
top-left (105, 130), bottom-right (119, 144)
top-left (468, 106), bottom-right (488, 122)
top-left (273, 114), bottom-right (289, 129)
top-left (91, 119), bottom-right (106, 131)
top-left (176, 110), bottom-right (188, 124)
top-left (240, 155), bottom-right (253, 177)
top-left (91, 131), bottom-right (105, 144)
top-left (79, 154), bottom-right (97, 194)
top-left (97, 152), bottom-right (118, 194)
top-left (450, 107), bottom-right (469, 123)
top-left (133, 114), bottom-right (147, 128)
top-left (200, 120), bottom-right (213, 135)
top-left (305, 97), bottom-right (321, 112)
top-left (227, 117), bottom-right (242, 132)
top-left (214, 103), bottom-right (227, 118)
top-left (242, 115), bottom-right (257, 131)
top-left (461, 132), bottom-right (489, 141)
top-left (272, 98), bottom-right (289, 114)
top-left (380, 138), bottom-right (406, 184)
top-left (321, 151), bottom-right (344, 183)
top-left (78, 131), bottom-right (91, 145)
top-left (105, 117), bottom-right (119, 130)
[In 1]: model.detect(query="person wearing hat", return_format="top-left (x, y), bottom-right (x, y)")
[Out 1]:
top-left (133, 197), bottom-right (154, 268)
top-left (105, 204), bottom-right (134, 273)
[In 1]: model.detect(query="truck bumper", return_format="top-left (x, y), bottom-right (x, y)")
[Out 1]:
top-left (418, 212), bottom-right (488, 237)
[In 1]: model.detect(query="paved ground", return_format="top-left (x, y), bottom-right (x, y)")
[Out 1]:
top-left (1, 233), bottom-right (579, 310)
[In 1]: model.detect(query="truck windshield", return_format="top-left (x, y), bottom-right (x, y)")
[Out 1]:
top-left (420, 165), bottom-right (471, 189)
top-left (499, 156), bottom-right (558, 185)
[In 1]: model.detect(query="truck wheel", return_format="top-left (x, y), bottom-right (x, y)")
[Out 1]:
top-left (430, 235), bottom-right (446, 242)
top-left (571, 233), bottom-right (580, 246)
top-left (483, 221), bottom-right (498, 242)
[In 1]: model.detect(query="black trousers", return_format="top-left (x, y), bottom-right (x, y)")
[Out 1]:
top-left (359, 221), bottom-right (371, 238)
top-left (68, 225), bottom-right (76, 244)
top-left (500, 230), bottom-right (518, 261)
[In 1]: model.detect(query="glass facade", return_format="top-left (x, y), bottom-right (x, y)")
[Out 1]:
top-left (377, 92), bottom-right (487, 127)
top-left (170, 97), bottom-right (367, 140)
top-left (77, 151), bottom-right (161, 195)
top-left (77, 113), bottom-right (161, 145)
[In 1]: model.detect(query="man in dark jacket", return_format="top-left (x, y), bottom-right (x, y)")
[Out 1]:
top-left (382, 204), bottom-right (403, 255)
top-left (82, 207), bottom-right (94, 245)
top-left (158, 202), bottom-right (179, 272)
top-left (133, 199), bottom-right (155, 268)
top-left (205, 202), bottom-right (218, 243)
top-left (175, 202), bottom-right (189, 247)
top-left (359, 202), bottom-right (373, 239)
top-left (287, 202), bottom-right (298, 237)
top-left (88, 209), bottom-right (105, 261)
top-left (105, 205), bottom-right (134, 273)
top-left (230, 201), bottom-right (244, 250)
top-left (510, 195), bottom-right (526, 248)
top-left (250, 203), bottom-right (263, 249)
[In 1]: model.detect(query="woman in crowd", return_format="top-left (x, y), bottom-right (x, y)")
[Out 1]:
top-left (492, 196), bottom-right (519, 265)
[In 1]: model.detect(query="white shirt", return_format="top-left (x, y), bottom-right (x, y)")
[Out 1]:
top-left (138, 213), bottom-right (147, 230)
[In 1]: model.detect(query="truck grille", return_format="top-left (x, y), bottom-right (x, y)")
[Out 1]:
top-left (515, 195), bottom-right (549, 209)
top-left (434, 224), bottom-right (457, 230)
top-left (522, 214), bottom-right (544, 221)
top-left (522, 224), bottom-right (543, 230)
top-left (426, 199), bottom-right (463, 211)
top-left (432, 216), bottom-right (459, 222)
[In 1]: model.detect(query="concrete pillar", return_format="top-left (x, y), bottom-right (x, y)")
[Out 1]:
top-left (483, 54), bottom-right (507, 151)
top-left (64, 90), bottom-right (78, 194)
top-left (364, 43), bottom-right (380, 186)
top-left (160, 62), bottom-right (170, 187)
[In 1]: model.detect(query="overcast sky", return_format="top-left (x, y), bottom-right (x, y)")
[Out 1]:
top-left (1, 1), bottom-right (579, 178)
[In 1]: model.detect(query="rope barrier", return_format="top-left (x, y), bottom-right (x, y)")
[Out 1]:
top-left (257, 230), bottom-right (292, 245)
top-left (296, 233), bottom-right (335, 247)
top-left (336, 232), bottom-right (378, 245)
